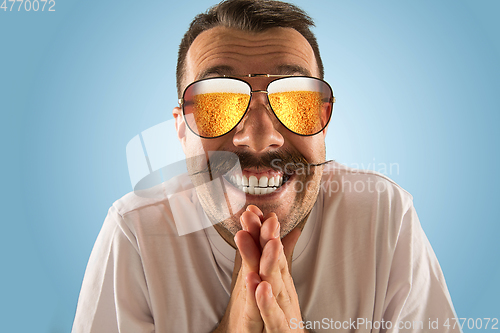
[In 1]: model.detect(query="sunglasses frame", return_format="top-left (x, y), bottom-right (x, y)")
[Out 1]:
top-left (179, 74), bottom-right (335, 139)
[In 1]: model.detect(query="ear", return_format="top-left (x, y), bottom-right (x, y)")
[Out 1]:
top-left (173, 106), bottom-right (187, 152)
top-left (321, 102), bottom-right (333, 136)
top-left (322, 123), bottom-right (329, 136)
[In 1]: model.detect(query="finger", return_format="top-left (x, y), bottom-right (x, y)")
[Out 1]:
top-left (261, 235), bottom-right (303, 322)
top-left (259, 216), bottom-right (280, 250)
top-left (226, 251), bottom-right (264, 333)
top-left (240, 211), bottom-right (262, 248)
top-left (231, 250), bottom-right (243, 292)
top-left (260, 238), bottom-right (287, 297)
top-left (246, 205), bottom-right (264, 221)
top-left (235, 230), bottom-right (261, 273)
top-left (263, 211), bottom-right (277, 221)
top-left (255, 281), bottom-right (291, 332)
top-left (276, 228), bottom-right (302, 309)
top-left (241, 271), bottom-right (264, 331)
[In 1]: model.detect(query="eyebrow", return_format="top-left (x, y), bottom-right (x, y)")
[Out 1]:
top-left (274, 64), bottom-right (312, 76)
top-left (197, 65), bottom-right (235, 80)
top-left (196, 64), bottom-right (312, 80)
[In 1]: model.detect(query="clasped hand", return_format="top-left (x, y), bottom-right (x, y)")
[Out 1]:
top-left (214, 205), bottom-right (307, 333)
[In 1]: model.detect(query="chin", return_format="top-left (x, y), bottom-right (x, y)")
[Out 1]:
top-left (201, 167), bottom-right (323, 238)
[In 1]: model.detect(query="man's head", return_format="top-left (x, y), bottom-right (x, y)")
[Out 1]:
top-left (173, 0), bottom-right (331, 247)
top-left (176, 0), bottom-right (324, 97)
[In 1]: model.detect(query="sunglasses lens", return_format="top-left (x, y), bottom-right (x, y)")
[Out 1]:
top-left (183, 78), bottom-right (251, 137)
top-left (268, 77), bottom-right (333, 135)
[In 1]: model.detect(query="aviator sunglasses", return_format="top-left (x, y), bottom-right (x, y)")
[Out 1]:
top-left (179, 74), bottom-right (335, 138)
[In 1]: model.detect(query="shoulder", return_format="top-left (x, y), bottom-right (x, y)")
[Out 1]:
top-left (111, 172), bottom-right (196, 216)
top-left (318, 162), bottom-right (415, 240)
top-left (112, 184), bottom-right (168, 216)
top-left (313, 163), bottom-right (420, 267)
top-left (321, 161), bottom-right (413, 209)
top-left (108, 174), bottom-right (198, 238)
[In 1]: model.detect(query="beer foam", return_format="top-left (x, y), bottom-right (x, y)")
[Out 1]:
top-left (268, 77), bottom-right (323, 93)
top-left (192, 78), bottom-right (250, 95)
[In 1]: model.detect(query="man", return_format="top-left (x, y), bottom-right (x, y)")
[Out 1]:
top-left (72, 0), bottom-right (460, 332)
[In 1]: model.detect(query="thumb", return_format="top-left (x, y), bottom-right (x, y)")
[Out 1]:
top-left (231, 249), bottom-right (242, 292)
top-left (281, 227), bottom-right (301, 273)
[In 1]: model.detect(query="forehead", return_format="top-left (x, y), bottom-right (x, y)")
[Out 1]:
top-left (184, 26), bottom-right (318, 87)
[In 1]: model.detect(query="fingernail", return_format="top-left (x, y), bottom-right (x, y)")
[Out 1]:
top-left (274, 223), bottom-right (280, 238)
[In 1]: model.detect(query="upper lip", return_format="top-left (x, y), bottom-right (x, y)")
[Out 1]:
top-left (223, 166), bottom-right (284, 179)
top-left (241, 168), bottom-right (283, 178)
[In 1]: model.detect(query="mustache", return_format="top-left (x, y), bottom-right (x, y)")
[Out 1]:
top-left (190, 149), bottom-right (331, 178)
top-left (237, 149), bottom-right (310, 173)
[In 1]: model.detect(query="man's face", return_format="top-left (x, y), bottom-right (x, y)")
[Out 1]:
top-left (173, 26), bottom-right (328, 246)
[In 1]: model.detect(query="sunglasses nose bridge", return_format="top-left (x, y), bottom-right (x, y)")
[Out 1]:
top-left (248, 89), bottom-right (271, 109)
top-left (233, 90), bottom-right (284, 151)
top-left (247, 90), bottom-right (275, 119)
top-left (237, 89), bottom-right (273, 126)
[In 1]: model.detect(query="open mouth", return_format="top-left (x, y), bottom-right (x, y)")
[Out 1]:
top-left (225, 173), bottom-right (292, 195)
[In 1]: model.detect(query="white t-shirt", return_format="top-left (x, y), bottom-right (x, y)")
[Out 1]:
top-left (72, 162), bottom-right (461, 332)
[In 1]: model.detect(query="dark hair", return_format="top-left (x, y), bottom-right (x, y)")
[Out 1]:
top-left (176, 0), bottom-right (324, 97)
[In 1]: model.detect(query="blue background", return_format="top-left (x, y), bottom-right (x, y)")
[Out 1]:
top-left (1, 0), bottom-right (499, 332)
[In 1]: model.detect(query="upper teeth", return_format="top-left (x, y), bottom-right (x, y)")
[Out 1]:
top-left (230, 175), bottom-right (283, 195)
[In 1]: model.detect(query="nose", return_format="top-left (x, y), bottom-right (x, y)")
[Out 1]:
top-left (232, 91), bottom-right (284, 152)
